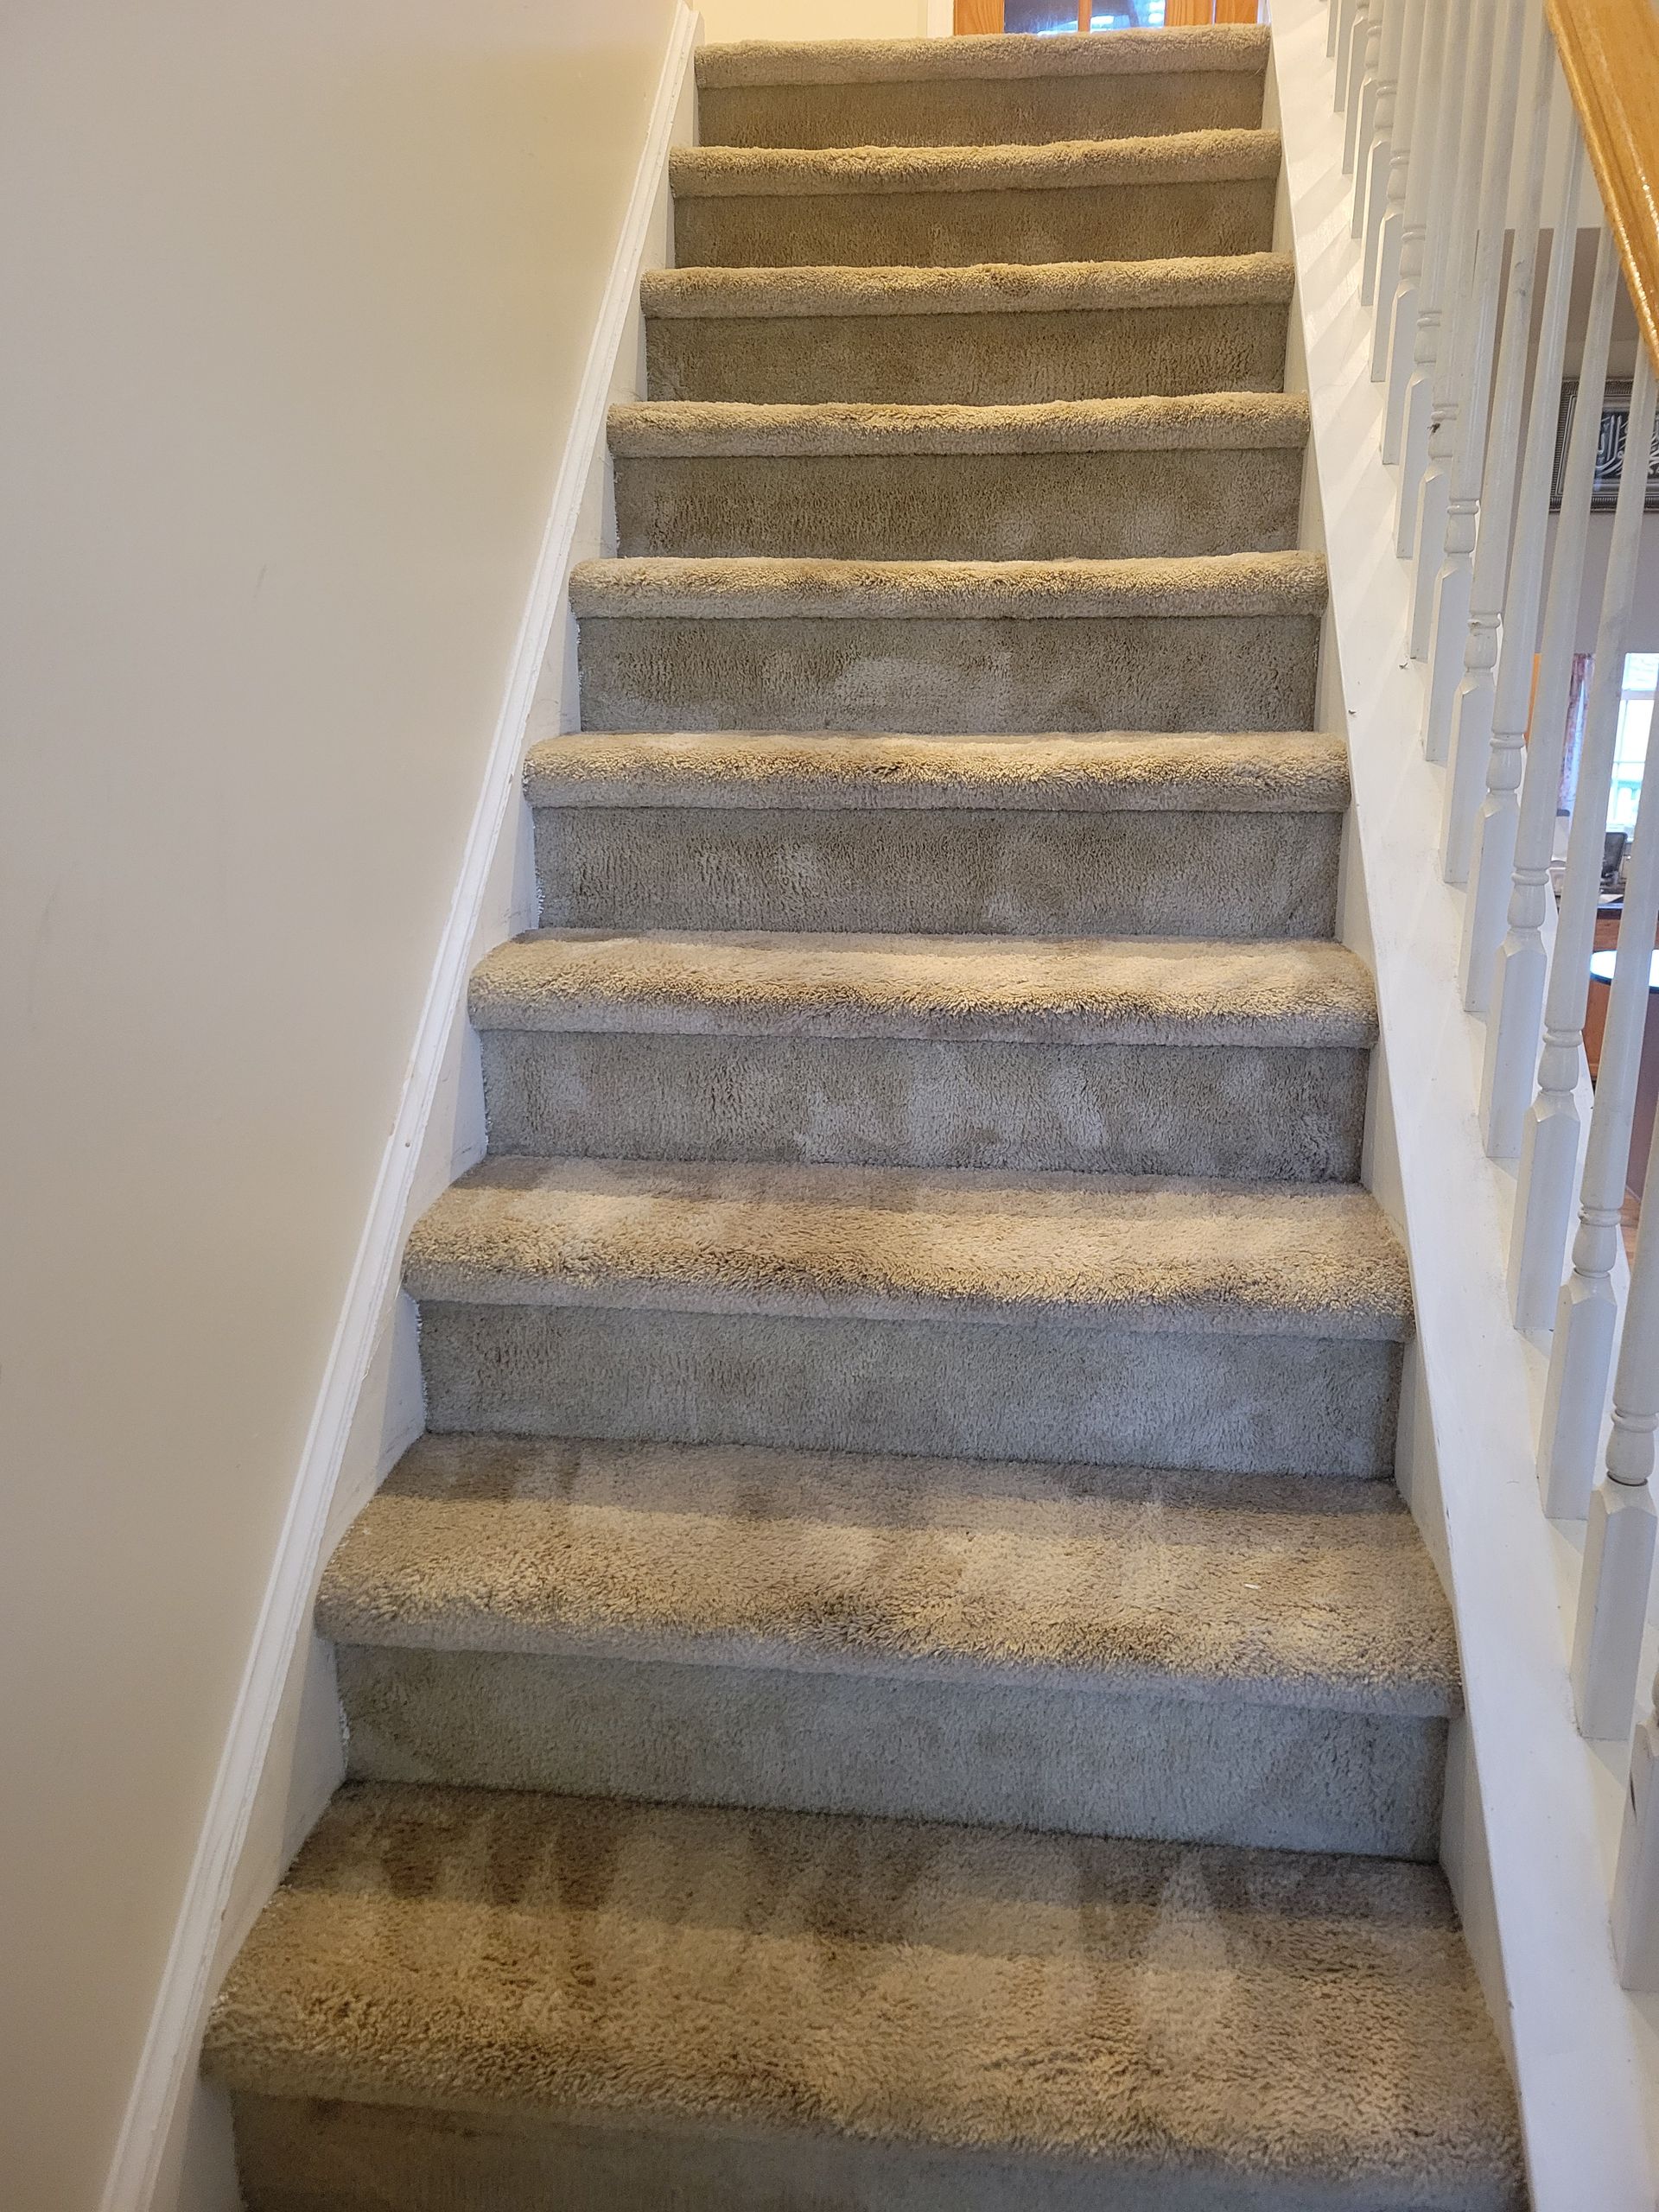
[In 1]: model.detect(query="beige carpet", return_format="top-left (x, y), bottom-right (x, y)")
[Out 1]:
top-left (609, 395), bottom-right (1311, 559)
top-left (695, 26), bottom-right (1273, 150)
top-left (669, 130), bottom-right (1282, 268)
top-left (643, 253), bottom-right (1296, 405)
top-left (208, 26), bottom-right (1524, 2209)
top-left (524, 728), bottom-right (1351, 938)
top-left (207, 1786), bottom-right (1523, 2209)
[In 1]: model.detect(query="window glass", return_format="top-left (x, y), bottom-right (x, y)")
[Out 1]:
top-left (1607, 651), bottom-right (1656, 836)
top-left (1004, 0), bottom-right (1166, 26)
top-left (1610, 688), bottom-right (1651, 836)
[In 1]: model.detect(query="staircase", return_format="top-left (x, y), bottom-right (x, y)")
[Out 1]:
top-left (204, 26), bottom-right (1528, 2209)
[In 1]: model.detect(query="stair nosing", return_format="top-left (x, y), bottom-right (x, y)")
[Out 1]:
top-left (642, 250), bottom-right (1295, 320)
top-left (670, 128), bottom-right (1281, 200)
top-left (607, 393), bottom-right (1310, 458)
top-left (523, 729), bottom-right (1351, 814)
top-left (319, 1435), bottom-right (1458, 1721)
top-left (402, 1157), bottom-right (1414, 1343)
top-left (569, 550), bottom-right (1327, 622)
top-left (467, 929), bottom-right (1377, 1049)
top-left (325, 1590), bottom-right (1459, 1722)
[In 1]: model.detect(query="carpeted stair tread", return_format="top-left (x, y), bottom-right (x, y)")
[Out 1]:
top-left (644, 251), bottom-right (1294, 321)
top-left (526, 733), bottom-right (1344, 942)
top-left (670, 133), bottom-right (1281, 269)
top-left (469, 929), bottom-right (1376, 1047)
top-left (569, 550), bottom-right (1325, 621)
top-left (609, 397), bottom-right (1311, 561)
top-left (575, 556), bottom-right (1323, 734)
top-left (204, 1783), bottom-right (1524, 2211)
top-left (696, 29), bottom-right (1270, 155)
top-left (608, 392), bottom-right (1310, 456)
top-left (697, 26), bottom-right (1271, 90)
top-left (672, 131), bottom-right (1281, 200)
top-left (524, 727), bottom-right (1349, 812)
top-left (404, 1156), bottom-right (1411, 1340)
top-left (472, 931), bottom-right (1373, 1178)
top-left (319, 1433), bottom-right (1458, 1719)
top-left (646, 256), bottom-right (1294, 406)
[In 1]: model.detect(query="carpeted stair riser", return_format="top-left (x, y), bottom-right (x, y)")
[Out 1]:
top-left (671, 142), bottom-right (1279, 270)
top-left (674, 182), bottom-right (1275, 276)
top-left (613, 446), bottom-right (1305, 559)
top-left (479, 1030), bottom-right (1368, 1178)
top-left (646, 295), bottom-right (1292, 405)
top-left (418, 1304), bottom-right (1401, 1478)
top-left (211, 2093), bottom-right (1516, 2212)
top-left (337, 1643), bottom-right (1444, 1859)
top-left (206, 1785), bottom-right (1526, 2212)
top-left (535, 802), bottom-right (1342, 938)
top-left (579, 613), bottom-right (1320, 734)
top-left (695, 29), bottom-right (1269, 149)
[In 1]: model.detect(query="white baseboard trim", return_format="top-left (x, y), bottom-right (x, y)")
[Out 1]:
top-left (95, 10), bottom-right (701, 2207)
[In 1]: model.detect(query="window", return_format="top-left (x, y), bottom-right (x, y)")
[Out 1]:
top-left (1610, 652), bottom-right (1656, 836)
top-left (1005, 1), bottom-right (1166, 28)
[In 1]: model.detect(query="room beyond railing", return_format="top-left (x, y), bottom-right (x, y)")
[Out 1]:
top-left (953, 4), bottom-right (1268, 36)
top-left (1325, 0), bottom-right (1659, 1989)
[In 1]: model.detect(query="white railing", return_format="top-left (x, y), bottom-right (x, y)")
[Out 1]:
top-left (1322, 0), bottom-right (1659, 1988)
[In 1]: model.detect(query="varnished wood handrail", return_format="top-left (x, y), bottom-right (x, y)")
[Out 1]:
top-left (1548, 0), bottom-right (1659, 373)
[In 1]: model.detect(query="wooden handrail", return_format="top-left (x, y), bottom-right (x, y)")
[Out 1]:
top-left (1548, 0), bottom-right (1659, 373)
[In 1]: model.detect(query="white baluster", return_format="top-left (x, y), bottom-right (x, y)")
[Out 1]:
top-left (1511, 346), bottom-right (1656, 1335)
top-left (1569, 1095), bottom-right (1659, 1736)
top-left (1367, 0), bottom-right (1422, 312)
top-left (1614, 1663), bottom-right (1659, 1989)
top-left (1336, 0), bottom-right (1364, 106)
top-left (1345, 1), bottom-right (1379, 175)
top-left (1397, 0), bottom-right (1478, 562)
top-left (1541, 480), bottom-right (1659, 1512)
top-left (1329, 0), bottom-right (1344, 59)
top-left (1409, 0), bottom-right (1500, 673)
top-left (1350, 0), bottom-right (1389, 196)
top-left (1336, 0), bottom-right (1362, 104)
top-left (1482, 222), bottom-right (1618, 1157)
top-left (1382, 1), bottom-right (1446, 436)
top-left (1357, 0), bottom-right (1405, 262)
top-left (1451, 49), bottom-right (1566, 880)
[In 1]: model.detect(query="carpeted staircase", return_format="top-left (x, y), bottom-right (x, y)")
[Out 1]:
top-left (205, 25), bottom-right (1529, 2209)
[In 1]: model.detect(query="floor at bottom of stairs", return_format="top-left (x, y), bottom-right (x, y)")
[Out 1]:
top-left (205, 1781), bottom-right (1527, 2212)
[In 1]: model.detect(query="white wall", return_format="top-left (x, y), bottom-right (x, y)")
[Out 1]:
top-left (0, 2), bottom-right (677, 2205)
top-left (701, 0), bottom-right (935, 39)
